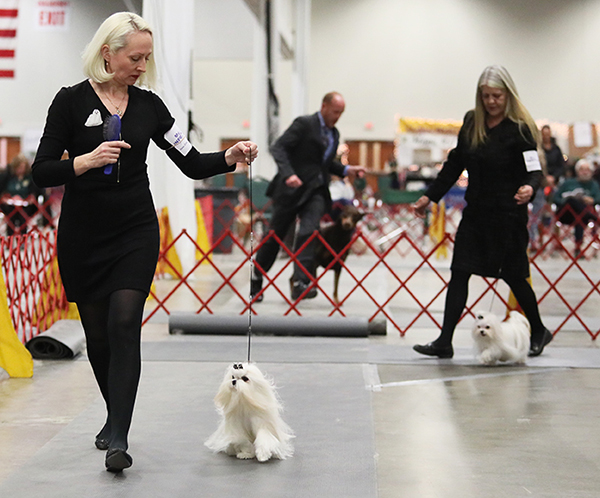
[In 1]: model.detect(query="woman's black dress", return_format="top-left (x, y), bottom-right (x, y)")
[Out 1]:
top-left (32, 80), bottom-right (235, 303)
top-left (425, 111), bottom-right (544, 279)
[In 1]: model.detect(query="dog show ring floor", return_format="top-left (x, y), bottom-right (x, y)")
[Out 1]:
top-left (1, 325), bottom-right (599, 497)
top-left (1, 250), bottom-right (600, 497)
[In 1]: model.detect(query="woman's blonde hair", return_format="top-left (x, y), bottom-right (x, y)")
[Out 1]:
top-left (82, 12), bottom-right (157, 88)
top-left (471, 65), bottom-right (539, 148)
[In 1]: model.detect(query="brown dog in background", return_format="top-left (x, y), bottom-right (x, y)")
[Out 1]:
top-left (314, 204), bottom-right (364, 304)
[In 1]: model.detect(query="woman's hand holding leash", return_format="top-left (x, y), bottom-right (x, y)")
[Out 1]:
top-left (226, 141), bottom-right (258, 166)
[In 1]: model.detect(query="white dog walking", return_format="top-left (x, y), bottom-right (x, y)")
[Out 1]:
top-left (205, 363), bottom-right (294, 462)
top-left (472, 310), bottom-right (531, 365)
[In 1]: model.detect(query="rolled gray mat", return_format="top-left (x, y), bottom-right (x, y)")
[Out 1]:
top-left (25, 320), bottom-right (86, 359)
top-left (168, 312), bottom-right (386, 337)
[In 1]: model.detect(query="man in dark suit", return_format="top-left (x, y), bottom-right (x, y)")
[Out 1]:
top-left (252, 92), bottom-right (364, 301)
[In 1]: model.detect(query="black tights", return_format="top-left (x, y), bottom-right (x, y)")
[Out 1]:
top-left (77, 289), bottom-right (146, 450)
top-left (434, 270), bottom-right (545, 347)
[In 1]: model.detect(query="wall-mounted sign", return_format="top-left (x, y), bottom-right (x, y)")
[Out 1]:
top-left (34, 0), bottom-right (70, 32)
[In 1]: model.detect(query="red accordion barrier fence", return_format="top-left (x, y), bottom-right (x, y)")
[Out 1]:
top-left (3, 195), bottom-right (600, 343)
top-left (1, 230), bottom-right (70, 343)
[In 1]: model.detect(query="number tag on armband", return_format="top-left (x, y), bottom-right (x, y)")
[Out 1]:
top-left (164, 124), bottom-right (192, 156)
top-left (523, 150), bottom-right (542, 172)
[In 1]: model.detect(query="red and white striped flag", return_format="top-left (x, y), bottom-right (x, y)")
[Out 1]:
top-left (0, 0), bottom-right (18, 78)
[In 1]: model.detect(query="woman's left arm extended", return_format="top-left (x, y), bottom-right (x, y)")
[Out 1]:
top-left (164, 139), bottom-right (258, 180)
top-left (151, 94), bottom-right (258, 180)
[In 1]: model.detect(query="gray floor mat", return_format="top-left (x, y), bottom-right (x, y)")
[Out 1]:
top-left (0, 362), bottom-right (376, 498)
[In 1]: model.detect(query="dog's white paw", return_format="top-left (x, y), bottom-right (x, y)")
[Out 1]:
top-left (479, 350), bottom-right (497, 365)
top-left (236, 450), bottom-right (255, 460)
top-left (234, 441), bottom-right (255, 459)
top-left (224, 444), bottom-right (237, 457)
top-left (255, 447), bottom-right (272, 462)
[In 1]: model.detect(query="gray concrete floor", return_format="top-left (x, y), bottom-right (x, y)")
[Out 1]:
top-left (1, 250), bottom-right (600, 497)
top-left (1, 325), bottom-right (599, 497)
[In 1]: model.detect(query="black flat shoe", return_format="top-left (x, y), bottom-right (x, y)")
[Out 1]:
top-left (105, 448), bottom-right (133, 472)
top-left (290, 280), bottom-right (317, 301)
top-left (528, 328), bottom-right (553, 357)
top-left (95, 437), bottom-right (109, 451)
top-left (413, 342), bottom-right (454, 359)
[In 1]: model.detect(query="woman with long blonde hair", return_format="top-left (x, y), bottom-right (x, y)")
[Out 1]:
top-left (412, 65), bottom-right (552, 359)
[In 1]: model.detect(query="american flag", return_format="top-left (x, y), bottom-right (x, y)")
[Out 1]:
top-left (0, 0), bottom-right (18, 78)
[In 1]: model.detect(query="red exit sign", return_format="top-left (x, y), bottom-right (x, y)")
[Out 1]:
top-left (35, 1), bottom-right (70, 31)
top-left (38, 9), bottom-right (65, 27)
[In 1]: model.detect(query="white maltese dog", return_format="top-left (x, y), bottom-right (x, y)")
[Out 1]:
top-left (205, 362), bottom-right (294, 462)
top-left (472, 310), bottom-right (531, 365)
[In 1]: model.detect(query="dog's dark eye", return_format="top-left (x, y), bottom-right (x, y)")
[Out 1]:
top-left (242, 376), bottom-right (249, 382)
top-left (485, 325), bottom-right (490, 329)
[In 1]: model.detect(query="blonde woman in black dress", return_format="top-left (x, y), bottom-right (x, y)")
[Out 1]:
top-left (412, 65), bottom-right (552, 360)
top-left (32, 12), bottom-right (257, 472)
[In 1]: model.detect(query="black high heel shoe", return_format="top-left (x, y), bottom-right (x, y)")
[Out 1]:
top-left (95, 437), bottom-right (109, 451)
top-left (413, 342), bottom-right (454, 359)
top-left (528, 328), bottom-right (553, 357)
top-left (105, 448), bottom-right (133, 472)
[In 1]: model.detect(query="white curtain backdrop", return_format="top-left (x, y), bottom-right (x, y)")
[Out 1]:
top-left (142, 0), bottom-right (196, 274)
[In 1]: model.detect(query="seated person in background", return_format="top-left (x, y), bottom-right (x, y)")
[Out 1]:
top-left (0, 154), bottom-right (44, 235)
top-left (553, 158), bottom-right (600, 257)
top-left (234, 186), bottom-right (252, 244)
top-left (387, 154), bottom-right (401, 190)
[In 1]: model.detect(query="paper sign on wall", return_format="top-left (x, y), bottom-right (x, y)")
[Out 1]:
top-left (34, 1), bottom-right (70, 32)
top-left (573, 121), bottom-right (593, 148)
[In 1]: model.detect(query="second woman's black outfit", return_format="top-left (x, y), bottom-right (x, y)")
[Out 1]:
top-left (414, 111), bottom-right (552, 358)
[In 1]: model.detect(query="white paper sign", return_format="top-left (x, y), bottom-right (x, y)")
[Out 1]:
top-left (573, 121), bottom-right (594, 148)
top-left (523, 150), bottom-right (542, 172)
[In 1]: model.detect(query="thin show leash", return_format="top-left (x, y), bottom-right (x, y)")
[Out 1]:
top-left (247, 150), bottom-right (253, 363)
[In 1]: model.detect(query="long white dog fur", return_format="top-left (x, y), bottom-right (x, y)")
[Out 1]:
top-left (205, 362), bottom-right (294, 462)
top-left (472, 310), bottom-right (531, 365)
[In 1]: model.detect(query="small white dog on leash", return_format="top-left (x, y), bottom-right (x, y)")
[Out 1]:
top-left (205, 362), bottom-right (294, 462)
top-left (472, 310), bottom-right (531, 365)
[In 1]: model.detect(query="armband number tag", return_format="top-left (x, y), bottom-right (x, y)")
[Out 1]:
top-left (523, 150), bottom-right (542, 172)
top-left (164, 123), bottom-right (192, 156)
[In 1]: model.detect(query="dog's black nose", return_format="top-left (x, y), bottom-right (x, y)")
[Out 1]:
top-left (232, 379), bottom-right (237, 385)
